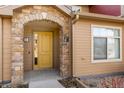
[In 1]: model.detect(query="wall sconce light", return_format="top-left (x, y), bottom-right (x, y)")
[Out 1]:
top-left (23, 37), bottom-right (29, 43)
top-left (64, 35), bottom-right (69, 43)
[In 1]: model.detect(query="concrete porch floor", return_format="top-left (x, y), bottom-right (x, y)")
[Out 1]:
top-left (24, 69), bottom-right (64, 88)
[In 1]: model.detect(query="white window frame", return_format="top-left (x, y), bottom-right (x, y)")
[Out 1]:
top-left (91, 25), bottom-right (122, 63)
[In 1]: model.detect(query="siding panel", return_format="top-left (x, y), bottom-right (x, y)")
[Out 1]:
top-left (3, 18), bottom-right (11, 81)
top-left (73, 19), bottom-right (124, 77)
top-left (80, 6), bottom-right (89, 13)
top-left (0, 17), bottom-right (2, 82)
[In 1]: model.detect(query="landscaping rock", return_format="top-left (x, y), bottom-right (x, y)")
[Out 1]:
top-left (81, 75), bottom-right (124, 88)
top-left (58, 77), bottom-right (84, 88)
top-left (59, 75), bottom-right (124, 88)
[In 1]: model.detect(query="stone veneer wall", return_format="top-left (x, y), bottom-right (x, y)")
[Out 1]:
top-left (11, 5), bottom-right (72, 84)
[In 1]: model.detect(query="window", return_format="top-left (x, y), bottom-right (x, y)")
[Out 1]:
top-left (94, 37), bottom-right (107, 60)
top-left (92, 25), bottom-right (122, 62)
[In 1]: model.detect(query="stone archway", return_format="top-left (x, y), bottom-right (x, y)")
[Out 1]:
top-left (11, 6), bottom-right (71, 84)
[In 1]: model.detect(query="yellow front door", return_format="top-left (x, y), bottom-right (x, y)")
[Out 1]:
top-left (34, 32), bottom-right (53, 69)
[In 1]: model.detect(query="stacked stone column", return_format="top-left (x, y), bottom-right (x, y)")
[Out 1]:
top-left (11, 25), bottom-right (24, 84)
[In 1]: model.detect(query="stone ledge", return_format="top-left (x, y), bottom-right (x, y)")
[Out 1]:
top-left (58, 77), bottom-right (87, 88)
top-left (12, 82), bottom-right (29, 88)
top-left (1, 82), bottom-right (29, 88)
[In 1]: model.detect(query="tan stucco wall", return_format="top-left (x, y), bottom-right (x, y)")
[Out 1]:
top-left (73, 18), bottom-right (124, 77)
top-left (24, 26), bottom-right (33, 71)
top-left (53, 29), bottom-right (60, 70)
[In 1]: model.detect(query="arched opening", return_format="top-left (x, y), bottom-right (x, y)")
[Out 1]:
top-left (23, 20), bottom-right (62, 82)
top-left (11, 9), bottom-right (71, 84)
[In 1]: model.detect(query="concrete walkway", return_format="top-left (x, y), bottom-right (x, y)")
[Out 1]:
top-left (24, 69), bottom-right (64, 88)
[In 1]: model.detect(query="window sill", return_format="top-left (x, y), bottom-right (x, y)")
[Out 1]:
top-left (92, 59), bottom-right (122, 63)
